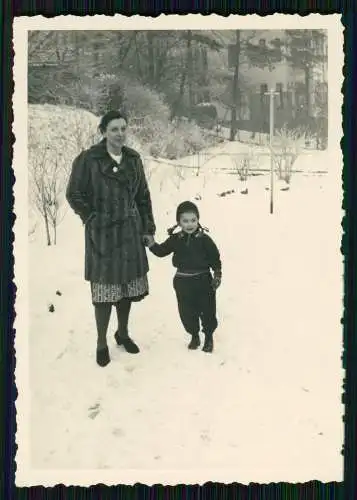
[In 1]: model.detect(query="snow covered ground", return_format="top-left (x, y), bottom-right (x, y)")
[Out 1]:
top-left (27, 143), bottom-right (343, 484)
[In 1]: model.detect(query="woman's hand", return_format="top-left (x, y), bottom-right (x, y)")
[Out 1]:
top-left (212, 270), bottom-right (222, 290)
top-left (212, 276), bottom-right (221, 290)
top-left (143, 234), bottom-right (155, 247)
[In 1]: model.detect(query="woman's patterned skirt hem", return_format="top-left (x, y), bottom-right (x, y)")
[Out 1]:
top-left (91, 274), bottom-right (149, 304)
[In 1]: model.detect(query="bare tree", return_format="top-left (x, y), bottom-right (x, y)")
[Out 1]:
top-left (29, 144), bottom-right (52, 245)
top-left (29, 135), bottom-right (69, 245)
top-left (232, 152), bottom-right (250, 182)
top-left (45, 154), bottom-right (69, 245)
top-left (272, 126), bottom-right (310, 183)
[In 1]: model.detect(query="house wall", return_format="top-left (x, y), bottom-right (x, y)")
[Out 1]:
top-left (219, 29), bottom-right (327, 126)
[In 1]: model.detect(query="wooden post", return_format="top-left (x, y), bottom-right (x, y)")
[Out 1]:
top-left (265, 89), bottom-right (279, 214)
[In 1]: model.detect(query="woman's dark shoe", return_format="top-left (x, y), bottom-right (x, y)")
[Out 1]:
top-left (114, 331), bottom-right (140, 354)
top-left (188, 333), bottom-right (200, 350)
top-left (202, 335), bottom-right (214, 353)
top-left (96, 346), bottom-right (110, 367)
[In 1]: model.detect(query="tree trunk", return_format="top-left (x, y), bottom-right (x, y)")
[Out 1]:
top-left (179, 64), bottom-right (186, 100)
top-left (202, 48), bottom-right (211, 102)
top-left (53, 219), bottom-right (57, 245)
top-left (55, 32), bottom-right (63, 63)
top-left (154, 38), bottom-right (168, 86)
top-left (186, 30), bottom-right (193, 118)
top-left (44, 210), bottom-right (51, 246)
top-left (134, 32), bottom-right (143, 79)
top-left (147, 32), bottom-right (155, 84)
top-left (201, 47), bottom-right (210, 102)
top-left (170, 56), bottom-right (187, 121)
top-left (117, 33), bottom-right (135, 70)
top-left (73, 32), bottom-right (80, 64)
top-left (230, 30), bottom-right (240, 141)
top-left (305, 66), bottom-right (310, 118)
top-left (92, 37), bottom-right (100, 67)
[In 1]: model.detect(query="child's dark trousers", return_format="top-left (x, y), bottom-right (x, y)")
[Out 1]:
top-left (173, 272), bottom-right (218, 336)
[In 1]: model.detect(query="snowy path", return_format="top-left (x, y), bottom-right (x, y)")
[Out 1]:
top-left (28, 158), bottom-right (343, 483)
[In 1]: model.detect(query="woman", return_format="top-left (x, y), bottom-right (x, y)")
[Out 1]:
top-left (66, 110), bottom-right (156, 367)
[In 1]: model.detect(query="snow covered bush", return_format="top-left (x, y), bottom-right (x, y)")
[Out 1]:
top-left (86, 74), bottom-right (222, 159)
top-left (95, 74), bottom-right (170, 121)
top-left (130, 115), bottom-right (168, 157)
top-left (162, 120), bottom-right (218, 160)
top-left (29, 104), bottom-right (100, 154)
top-left (123, 82), bottom-right (170, 123)
top-left (28, 104), bottom-right (100, 245)
top-left (272, 126), bottom-right (310, 184)
top-left (232, 154), bottom-right (251, 182)
top-left (29, 68), bottom-right (222, 161)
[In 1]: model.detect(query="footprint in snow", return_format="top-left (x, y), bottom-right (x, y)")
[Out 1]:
top-left (88, 402), bottom-right (101, 419)
top-left (200, 431), bottom-right (211, 443)
top-left (97, 462), bottom-right (110, 469)
top-left (108, 376), bottom-right (120, 388)
top-left (56, 349), bottom-right (67, 360)
top-left (112, 427), bottom-right (125, 437)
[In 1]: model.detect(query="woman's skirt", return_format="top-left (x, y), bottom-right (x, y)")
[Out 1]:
top-left (91, 274), bottom-right (149, 304)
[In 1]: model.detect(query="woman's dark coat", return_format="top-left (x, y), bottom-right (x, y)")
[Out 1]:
top-left (66, 140), bottom-right (156, 285)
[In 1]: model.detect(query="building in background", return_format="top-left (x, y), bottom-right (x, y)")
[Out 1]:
top-left (215, 29), bottom-right (328, 135)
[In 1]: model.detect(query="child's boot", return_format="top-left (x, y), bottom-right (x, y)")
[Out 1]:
top-left (202, 333), bottom-right (214, 353)
top-left (188, 333), bottom-right (200, 350)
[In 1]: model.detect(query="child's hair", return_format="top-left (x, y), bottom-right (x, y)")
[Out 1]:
top-left (167, 222), bottom-right (209, 236)
top-left (176, 200), bottom-right (199, 222)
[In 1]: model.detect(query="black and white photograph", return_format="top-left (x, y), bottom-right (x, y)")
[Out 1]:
top-left (13, 14), bottom-right (343, 486)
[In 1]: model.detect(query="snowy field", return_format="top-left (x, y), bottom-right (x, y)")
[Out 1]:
top-left (27, 143), bottom-right (343, 484)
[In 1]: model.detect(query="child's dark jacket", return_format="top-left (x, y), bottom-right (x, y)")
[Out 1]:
top-left (149, 229), bottom-right (222, 277)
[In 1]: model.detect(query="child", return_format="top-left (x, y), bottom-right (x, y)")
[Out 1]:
top-left (146, 201), bottom-right (221, 353)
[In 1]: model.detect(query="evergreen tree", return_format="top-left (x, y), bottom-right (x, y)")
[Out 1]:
top-left (279, 29), bottom-right (327, 118)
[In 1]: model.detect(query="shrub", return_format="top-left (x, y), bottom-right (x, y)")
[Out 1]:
top-left (94, 74), bottom-right (170, 121)
top-left (28, 105), bottom-right (100, 244)
top-left (160, 120), bottom-right (219, 160)
top-left (272, 125), bottom-right (310, 183)
top-left (28, 65), bottom-right (108, 115)
top-left (28, 68), bottom-right (223, 165)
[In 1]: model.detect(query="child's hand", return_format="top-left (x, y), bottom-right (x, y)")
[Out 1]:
top-left (143, 234), bottom-right (155, 247)
top-left (212, 275), bottom-right (221, 290)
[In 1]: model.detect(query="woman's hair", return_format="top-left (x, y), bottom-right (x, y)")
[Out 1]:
top-left (99, 110), bottom-right (128, 134)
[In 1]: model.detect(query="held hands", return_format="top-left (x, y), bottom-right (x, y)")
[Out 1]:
top-left (143, 234), bottom-right (155, 248)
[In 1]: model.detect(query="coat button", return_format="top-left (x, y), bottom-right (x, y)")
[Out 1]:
top-left (113, 167), bottom-right (118, 173)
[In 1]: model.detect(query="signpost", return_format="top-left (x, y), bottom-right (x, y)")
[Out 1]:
top-left (265, 89), bottom-right (279, 214)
